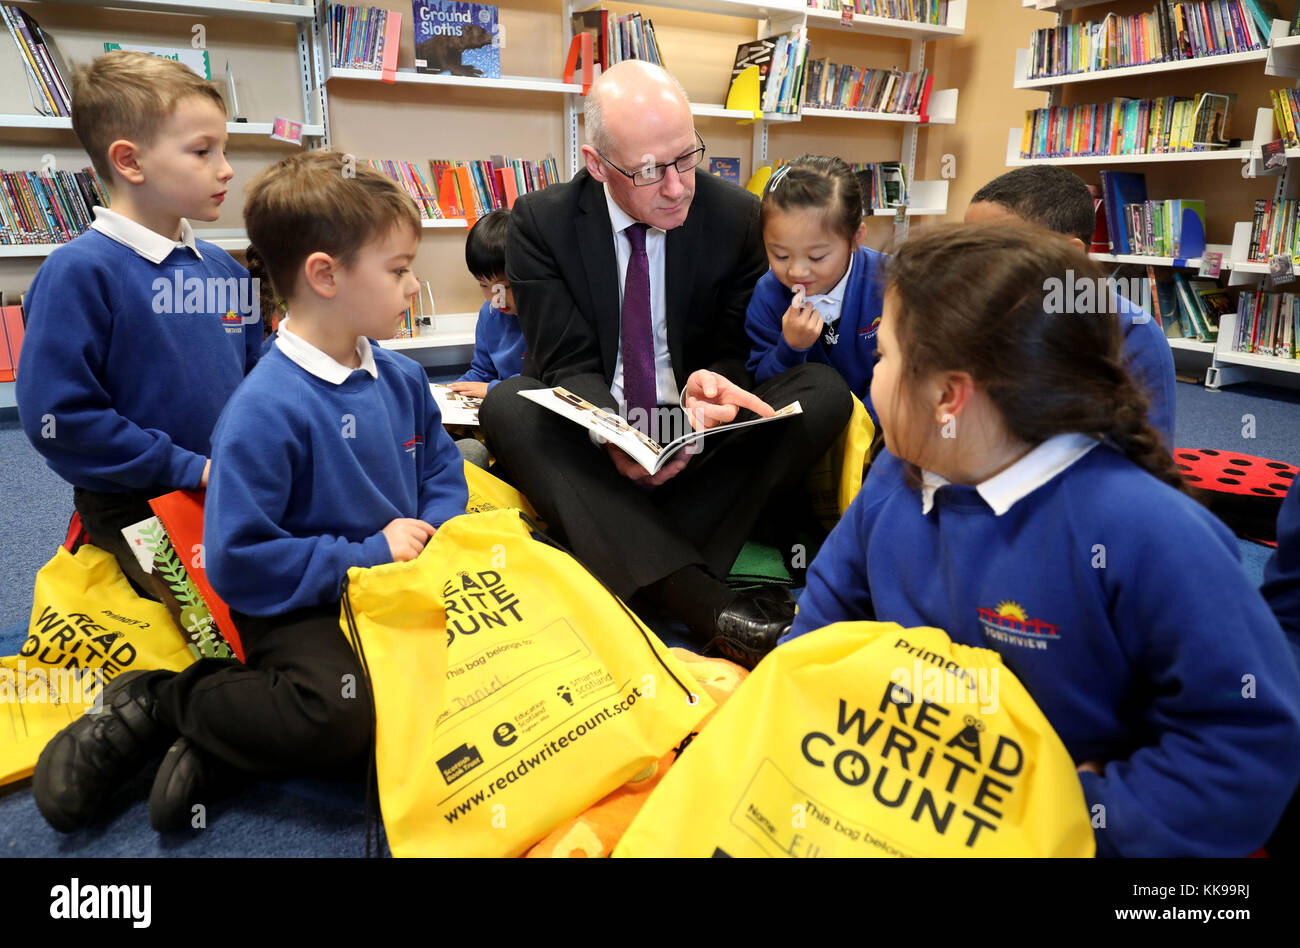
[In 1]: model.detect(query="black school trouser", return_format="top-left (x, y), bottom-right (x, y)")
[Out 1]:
top-left (480, 362), bottom-right (853, 600)
top-left (149, 602), bottom-right (372, 776)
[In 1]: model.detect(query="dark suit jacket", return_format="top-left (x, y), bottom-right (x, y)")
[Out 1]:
top-left (505, 168), bottom-right (768, 408)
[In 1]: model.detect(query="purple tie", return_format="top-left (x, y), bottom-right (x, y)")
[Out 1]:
top-left (621, 222), bottom-right (656, 431)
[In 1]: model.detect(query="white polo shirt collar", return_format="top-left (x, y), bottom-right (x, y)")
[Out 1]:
top-left (274, 317), bottom-right (378, 383)
top-left (90, 206), bottom-right (202, 264)
top-left (920, 433), bottom-right (1100, 516)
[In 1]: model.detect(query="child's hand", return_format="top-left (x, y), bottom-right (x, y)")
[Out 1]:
top-left (448, 381), bottom-right (489, 399)
top-left (201, 459), bottom-right (211, 487)
top-left (782, 300), bottom-right (823, 351)
top-left (382, 518), bottom-right (436, 562)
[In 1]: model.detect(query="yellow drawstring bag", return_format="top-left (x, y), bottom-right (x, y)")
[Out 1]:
top-left (340, 508), bottom-right (713, 857)
top-left (462, 460), bottom-right (540, 522)
top-left (0, 544), bottom-right (196, 784)
top-left (614, 622), bottom-right (1095, 858)
top-left (805, 394), bottom-right (876, 529)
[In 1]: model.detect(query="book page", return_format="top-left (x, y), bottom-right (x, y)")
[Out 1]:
top-left (431, 383), bottom-right (482, 426)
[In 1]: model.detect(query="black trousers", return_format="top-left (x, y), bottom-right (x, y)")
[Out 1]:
top-left (480, 362), bottom-right (853, 600)
top-left (150, 602), bottom-right (372, 776)
top-left (72, 486), bottom-right (164, 600)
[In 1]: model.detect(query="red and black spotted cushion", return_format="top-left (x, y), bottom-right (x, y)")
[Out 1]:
top-left (1175, 449), bottom-right (1297, 544)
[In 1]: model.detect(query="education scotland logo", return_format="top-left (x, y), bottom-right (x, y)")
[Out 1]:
top-left (976, 600), bottom-right (1059, 651)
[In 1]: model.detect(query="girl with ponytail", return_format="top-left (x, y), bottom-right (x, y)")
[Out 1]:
top-left (783, 223), bottom-right (1300, 858)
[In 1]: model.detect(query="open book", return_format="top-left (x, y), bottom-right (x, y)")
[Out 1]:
top-left (519, 386), bottom-right (802, 475)
top-left (430, 383), bottom-right (483, 426)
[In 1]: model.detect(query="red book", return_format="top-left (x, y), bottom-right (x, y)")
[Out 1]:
top-left (0, 300), bottom-right (25, 382)
top-left (917, 74), bottom-right (935, 122)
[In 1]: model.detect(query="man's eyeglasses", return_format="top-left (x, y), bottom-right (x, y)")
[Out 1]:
top-left (598, 131), bottom-right (705, 187)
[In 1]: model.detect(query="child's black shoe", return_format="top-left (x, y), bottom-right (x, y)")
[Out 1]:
top-left (32, 669), bottom-right (177, 832)
top-left (149, 736), bottom-right (245, 832)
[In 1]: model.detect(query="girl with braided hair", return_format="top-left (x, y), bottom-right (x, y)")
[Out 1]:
top-left (783, 222), bottom-right (1300, 857)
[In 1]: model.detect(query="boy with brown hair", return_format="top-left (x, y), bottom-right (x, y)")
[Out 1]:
top-left (33, 151), bottom-right (468, 834)
top-left (17, 50), bottom-right (261, 596)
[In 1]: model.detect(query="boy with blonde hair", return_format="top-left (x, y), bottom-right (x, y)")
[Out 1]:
top-left (17, 51), bottom-right (261, 596)
top-left (34, 152), bottom-right (468, 833)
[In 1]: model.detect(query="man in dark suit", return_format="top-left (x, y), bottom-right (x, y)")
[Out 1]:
top-left (481, 61), bottom-right (850, 667)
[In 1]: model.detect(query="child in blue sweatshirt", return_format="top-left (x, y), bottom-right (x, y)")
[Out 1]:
top-left (33, 152), bottom-right (468, 834)
top-left (745, 156), bottom-right (887, 407)
top-left (448, 209), bottom-right (523, 400)
top-left (966, 165), bottom-right (1176, 446)
top-left (16, 51), bottom-right (261, 595)
top-left (447, 209), bottom-right (523, 468)
top-left (783, 223), bottom-right (1300, 858)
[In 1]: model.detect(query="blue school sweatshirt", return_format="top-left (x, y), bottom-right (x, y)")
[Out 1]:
top-left (16, 229), bottom-right (261, 492)
top-left (1263, 477), bottom-right (1300, 665)
top-left (1115, 292), bottom-right (1177, 447)
top-left (784, 442), bottom-right (1300, 858)
top-left (205, 343), bottom-right (468, 616)
top-left (745, 246), bottom-right (887, 404)
top-left (458, 301), bottom-right (525, 389)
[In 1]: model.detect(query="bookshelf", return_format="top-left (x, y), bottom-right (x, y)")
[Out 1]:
top-left (316, 0), bottom-right (966, 361)
top-left (1005, 2), bottom-right (1300, 391)
top-left (0, 0), bottom-right (327, 410)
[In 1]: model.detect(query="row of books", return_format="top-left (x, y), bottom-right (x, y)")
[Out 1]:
top-left (1246, 197), bottom-right (1300, 261)
top-left (359, 159), bottom-right (440, 219)
top-left (429, 155), bottom-right (560, 220)
top-left (1019, 92), bottom-right (1235, 159)
top-left (0, 168), bottom-right (109, 246)
top-left (326, 3), bottom-right (398, 70)
top-left (1, 4), bottom-right (71, 117)
top-left (770, 158), bottom-right (909, 211)
top-left (1270, 86), bottom-right (1300, 147)
top-left (0, 292), bottom-right (25, 383)
top-left (397, 280), bottom-right (436, 339)
top-left (765, 29), bottom-right (810, 115)
top-left (1145, 267), bottom-right (1228, 341)
top-left (851, 161), bottom-right (908, 211)
top-left (802, 61), bottom-right (932, 116)
top-left (1026, 1), bottom-right (1273, 80)
top-left (1233, 291), bottom-right (1300, 356)
top-left (1119, 199), bottom-right (1208, 257)
top-left (571, 9), bottom-right (664, 72)
top-left (804, 0), bottom-right (950, 23)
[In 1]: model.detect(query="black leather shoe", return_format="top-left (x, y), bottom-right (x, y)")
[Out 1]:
top-left (32, 669), bottom-right (176, 832)
top-left (149, 737), bottom-right (243, 832)
top-left (706, 588), bottom-right (796, 670)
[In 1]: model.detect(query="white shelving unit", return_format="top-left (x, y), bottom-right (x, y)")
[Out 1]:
top-left (377, 312), bottom-right (479, 368)
top-left (0, 0), bottom-right (325, 411)
top-left (324, 63), bottom-right (584, 95)
top-left (1013, 20), bottom-right (1288, 90)
top-left (0, 115), bottom-right (326, 137)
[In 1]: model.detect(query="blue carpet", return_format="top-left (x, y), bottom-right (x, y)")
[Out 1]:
top-left (0, 373), bottom-right (1296, 855)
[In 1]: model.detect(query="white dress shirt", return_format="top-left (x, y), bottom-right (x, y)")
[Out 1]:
top-left (604, 184), bottom-right (679, 409)
top-left (90, 206), bottom-right (202, 263)
top-left (275, 317), bottom-right (378, 382)
top-left (919, 433), bottom-right (1100, 516)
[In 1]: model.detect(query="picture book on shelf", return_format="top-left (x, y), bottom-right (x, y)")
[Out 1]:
top-left (412, 0), bottom-right (500, 79)
top-left (709, 158), bottom-right (740, 183)
top-left (1, 4), bottom-right (72, 117)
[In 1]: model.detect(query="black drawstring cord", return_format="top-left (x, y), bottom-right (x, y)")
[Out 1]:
top-left (340, 575), bottom-right (382, 858)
